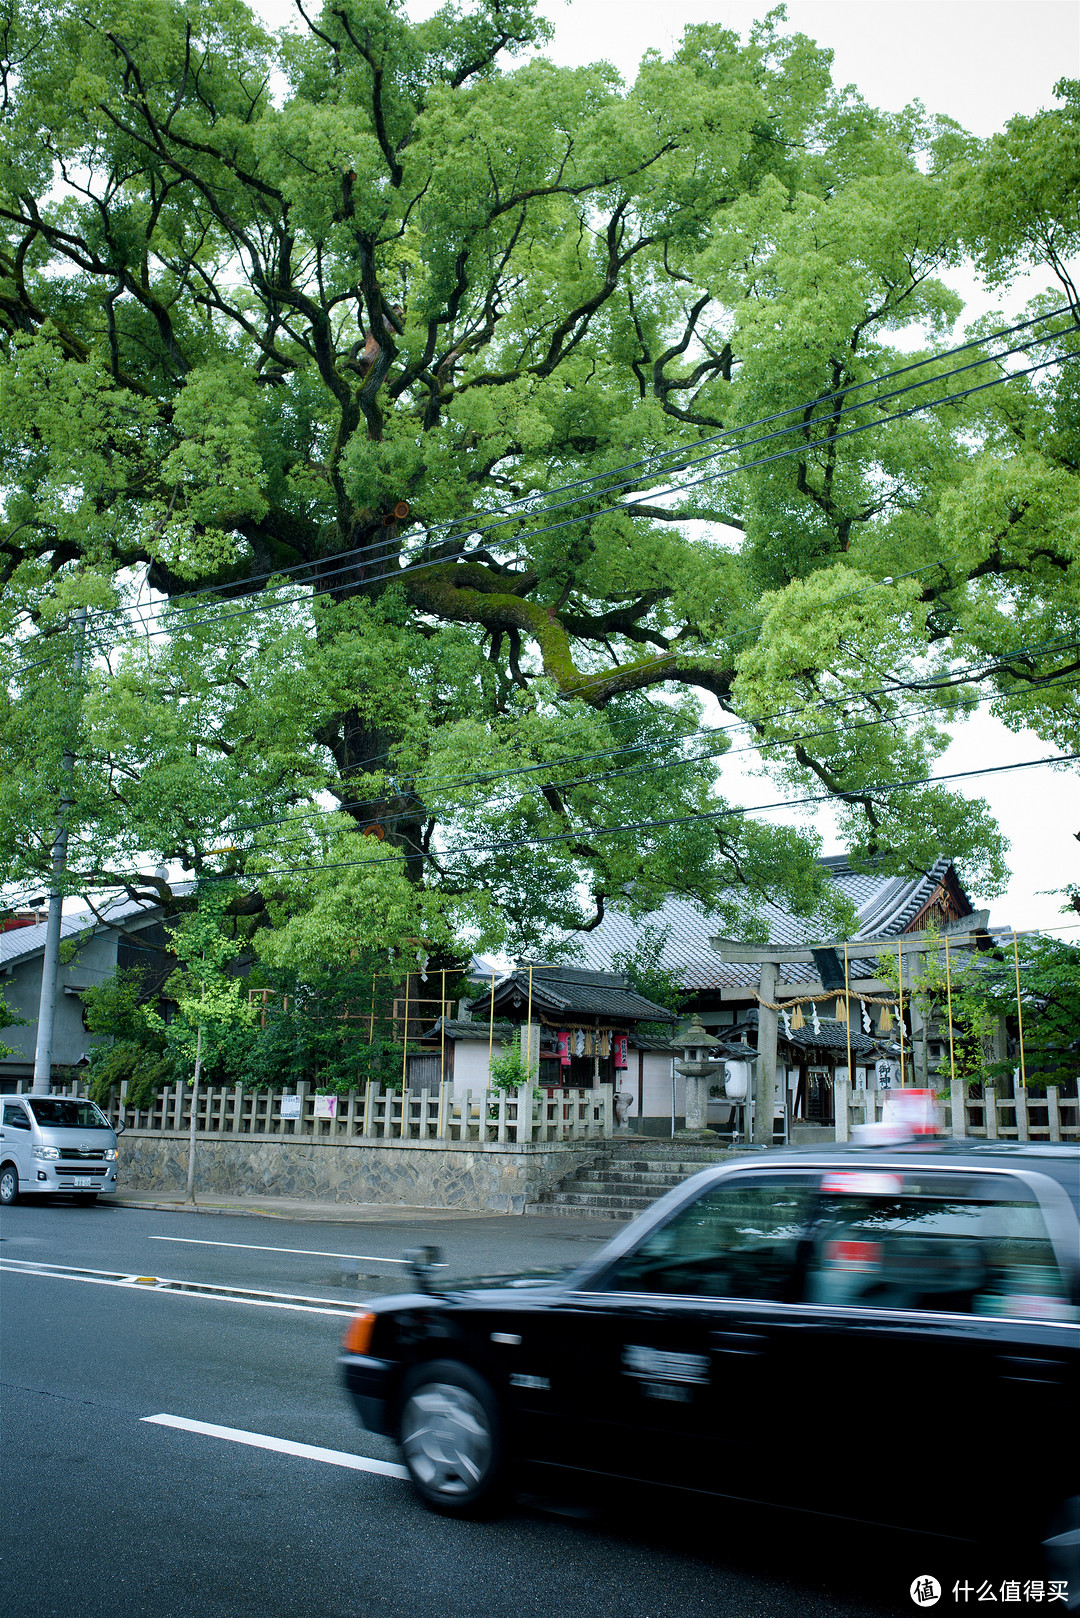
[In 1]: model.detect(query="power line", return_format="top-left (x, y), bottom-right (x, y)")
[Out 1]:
top-left (216, 750), bottom-right (1080, 883)
top-left (12, 622), bottom-right (1080, 890)
top-left (11, 331), bottom-right (1073, 696)
top-left (206, 670), bottom-right (1080, 852)
top-left (57, 308), bottom-right (1077, 640)
top-left (213, 636), bottom-right (1080, 841)
top-left (91, 342), bottom-right (1076, 643)
top-left (28, 628), bottom-right (1080, 871)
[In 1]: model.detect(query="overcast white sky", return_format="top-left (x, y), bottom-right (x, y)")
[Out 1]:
top-left (250, 0), bottom-right (1079, 933)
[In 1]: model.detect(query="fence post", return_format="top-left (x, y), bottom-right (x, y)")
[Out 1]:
top-left (362, 1081), bottom-right (374, 1139)
top-left (1047, 1085), bottom-right (1061, 1142)
top-left (985, 1084), bottom-right (998, 1140)
top-left (1015, 1086), bottom-right (1030, 1142)
top-left (950, 1077), bottom-right (966, 1138)
top-left (834, 1075), bottom-right (850, 1143)
top-left (516, 1084), bottom-right (533, 1144)
top-left (232, 1082), bottom-right (243, 1134)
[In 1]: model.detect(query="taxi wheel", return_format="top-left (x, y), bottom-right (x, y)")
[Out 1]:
top-left (398, 1359), bottom-right (504, 1517)
top-left (0, 1163), bottom-right (18, 1205)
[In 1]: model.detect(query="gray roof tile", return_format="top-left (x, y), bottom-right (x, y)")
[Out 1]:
top-left (0, 887), bottom-right (189, 970)
top-left (570, 857), bottom-right (970, 992)
top-left (469, 964), bottom-right (676, 1024)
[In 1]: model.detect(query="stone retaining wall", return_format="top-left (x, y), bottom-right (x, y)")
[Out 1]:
top-left (119, 1131), bottom-right (601, 1214)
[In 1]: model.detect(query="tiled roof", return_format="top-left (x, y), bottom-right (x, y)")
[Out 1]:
top-left (0, 886), bottom-right (190, 970)
top-left (570, 857), bottom-right (971, 992)
top-left (424, 1018), bottom-right (517, 1042)
top-left (630, 1032), bottom-right (677, 1052)
top-left (468, 964), bottom-right (676, 1025)
top-left (780, 1017), bottom-right (882, 1057)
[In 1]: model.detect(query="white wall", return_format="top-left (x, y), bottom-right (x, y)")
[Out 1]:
top-left (451, 1038), bottom-right (498, 1097)
top-left (640, 1051), bottom-right (682, 1125)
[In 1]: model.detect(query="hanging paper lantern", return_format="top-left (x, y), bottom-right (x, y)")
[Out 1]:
top-left (791, 1004), bottom-right (805, 1030)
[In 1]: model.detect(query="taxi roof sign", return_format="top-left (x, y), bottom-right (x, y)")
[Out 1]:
top-left (821, 1171), bottom-right (904, 1196)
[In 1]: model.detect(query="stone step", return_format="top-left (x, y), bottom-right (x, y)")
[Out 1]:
top-left (571, 1176), bottom-right (686, 1195)
top-left (575, 1166), bottom-right (707, 1184)
top-left (523, 1146), bottom-right (731, 1222)
top-left (607, 1145), bottom-right (733, 1160)
top-left (605, 1158), bottom-right (731, 1171)
top-left (543, 1190), bottom-right (660, 1211)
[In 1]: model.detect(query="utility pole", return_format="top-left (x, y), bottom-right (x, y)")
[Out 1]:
top-left (754, 959), bottom-right (779, 1145)
top-left (186, 1017), bottom-right (203, 1205)
top-left (32, 607), bottom-right (87, 1095)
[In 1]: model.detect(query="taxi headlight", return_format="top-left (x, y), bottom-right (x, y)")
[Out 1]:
top-left (104, 1148), bottom-right (118, 1160)
top-left (32, 1145), bottom-right (60, 1160)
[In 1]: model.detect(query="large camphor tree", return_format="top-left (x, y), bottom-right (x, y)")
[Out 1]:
top-left (1, 0), bottom-right (1077, 967)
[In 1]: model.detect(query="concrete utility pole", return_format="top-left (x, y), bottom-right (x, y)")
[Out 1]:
top-left (754, 960), bottom-right (779, 1145)
top-left (32, 607), bottom-right (87, 1095)
top-left (186, 1020), bottom-right (203, 1205)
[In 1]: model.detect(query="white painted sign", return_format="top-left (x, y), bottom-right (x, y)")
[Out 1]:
top-left (313, 1095), bottom-right (337, 1119)
top-left (279, 1094), bottom-right (302, 1119)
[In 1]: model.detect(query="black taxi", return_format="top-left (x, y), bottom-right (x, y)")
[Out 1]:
top-left (340, 1139), bottom-right (1079, 1590)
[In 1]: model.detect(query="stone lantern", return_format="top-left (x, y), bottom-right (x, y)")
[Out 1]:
top-left (675, 1015), bottom-right (726, 1138)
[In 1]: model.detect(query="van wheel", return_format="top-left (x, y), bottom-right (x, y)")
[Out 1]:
top-left (0, 1163), bottom-right (18, 1205)
top-left (398, 1360), bottom-right (504, 1517)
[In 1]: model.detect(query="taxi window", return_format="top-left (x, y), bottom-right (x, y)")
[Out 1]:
top-left (804, 1178), bottom-right (1075, 1320)
top-left (603, 1176), bottom-right (816, 1300)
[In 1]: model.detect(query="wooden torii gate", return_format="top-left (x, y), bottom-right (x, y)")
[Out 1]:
top-left (710, 912), bottom-right (990, 1144)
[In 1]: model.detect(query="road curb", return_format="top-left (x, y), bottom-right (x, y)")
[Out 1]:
top-left (101, 1196), bottom-right (516, 1224)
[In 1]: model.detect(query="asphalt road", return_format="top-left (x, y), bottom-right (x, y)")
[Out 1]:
top-left (2, 1197), bottom-right (962, 1618)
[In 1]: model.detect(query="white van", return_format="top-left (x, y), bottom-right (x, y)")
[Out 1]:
top-left (0, 1096), bottom-right (123, 1205)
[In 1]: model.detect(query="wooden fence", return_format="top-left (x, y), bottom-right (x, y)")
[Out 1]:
top-left (25, 1077), bottom-right (1077, 1145)
top-left (833, 1079), bottom-right (1079, 1142)
top-left (31, 1078), bottom-right (615, 1145)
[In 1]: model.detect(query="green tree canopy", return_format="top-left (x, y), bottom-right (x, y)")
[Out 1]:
top-left (1, 0), bottom-right (1077, 967)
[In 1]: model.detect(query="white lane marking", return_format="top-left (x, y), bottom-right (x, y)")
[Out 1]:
top-left (148, 1235), bottom-right (410, 1265)
top-left (0, 1260), bottom-right (355, 1317)
top-left (142, 1414), bottom-right (409, 1478)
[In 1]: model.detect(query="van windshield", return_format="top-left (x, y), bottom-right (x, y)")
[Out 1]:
top-left (26, 1099), bottom-right (111, 1130)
